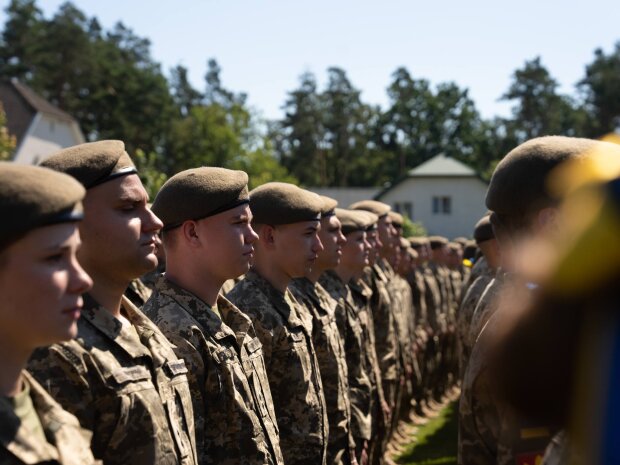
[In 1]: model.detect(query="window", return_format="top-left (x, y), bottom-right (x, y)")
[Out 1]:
top-left (432, 196), bottom-right (451, 215)
top-left (393, 202), bottom-right (413, 220)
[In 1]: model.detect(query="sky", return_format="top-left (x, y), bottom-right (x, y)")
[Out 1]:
top-left (3, 0), bottom-right (620, 121)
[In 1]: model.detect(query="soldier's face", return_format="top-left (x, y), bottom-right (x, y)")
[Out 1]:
top-left (340, 230), bottom-right (369, 272)
top-left (195, 204), bottom-right (258, 281)
top-left (0, 223), bottom-right (92, 351)
top-left (273, 220), bottom-right (324, 278)
top-left (314, 215), bottom-right (346, 271)
top-left (366, 229), bottom-right (381, 265)
top-left (78, 175), bottom-right (163, 283)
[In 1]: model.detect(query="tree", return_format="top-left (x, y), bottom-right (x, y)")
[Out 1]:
top-left (0, 102), bottom-right (16, 160)
top-left (579, 42), bottom-right (620, 137)
top-left (170, 65), bottom-right (203, 117)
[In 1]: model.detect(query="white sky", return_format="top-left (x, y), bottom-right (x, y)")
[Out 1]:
top-left (3, 0), bottom-right (620, 121)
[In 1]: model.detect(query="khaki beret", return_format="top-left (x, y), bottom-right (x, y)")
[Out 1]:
top-left (152, 167), bottom-right (249, 230)
top-left (408, 236), bottom-right (427, 249)
top-left (389, 211), bottom-right (404, 228)
top-left (319, 195), bottom-right (338, 218)
top-left (358, 211), bottom-right (379, 231)
top-left (452, 236), bottom-right (469, 247)
top-left (250, 183), bottom-right (321, 225)
top-left (473, 215), bottom-right (494, 244)
top-left (408, 248), bottom-right (419, 260)
top-left (336, 208), bottom-right (371, 235)
top-left (349, 200), bottom-right (391, 217)
top-left (429, 236), bottom-right (448, 249)
top-left (41, 140), bottom-right (136, 189)
top-left (0, 163), bottom-right (85, 249)
top-left (486, 136), bottom-right (600, 216)
top-left (399, 237), bottom-right (410, 249)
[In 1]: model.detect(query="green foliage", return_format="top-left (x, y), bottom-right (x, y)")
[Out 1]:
top-left (133, 149), bottom-right (167, 199)
top-left (0, 102), bottom-right (16, 161)
top-left (401, 216), bottom-right (427, 238)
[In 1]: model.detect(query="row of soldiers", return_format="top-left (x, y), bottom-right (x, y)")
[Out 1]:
top-left (0, 139), bottom-right (467, 465)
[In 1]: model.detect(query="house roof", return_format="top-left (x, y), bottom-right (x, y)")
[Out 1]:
top-left (408, 153), bottom-right (477, 177)
top-left (10, 79), bottom-right (76, 123)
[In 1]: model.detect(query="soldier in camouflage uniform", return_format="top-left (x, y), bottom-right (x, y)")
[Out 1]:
top-left (227, 183), bottom-right (328, 465)
top-left (459, 136), bottom-right (599, 465)
top-left (143, 167), bottom-right (284, 465)
top-left (289, 196), bottom-right (355, 465)
top-left (0, 163), bottom-right (98, 465)
top-left (28, 141), bottom-right (198, 465)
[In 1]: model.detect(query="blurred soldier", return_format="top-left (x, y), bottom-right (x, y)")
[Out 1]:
top-left (28, 141), bottom-right (198, 465)
top-left (143, 168), bottom-right (284, 465)
top-left (458, 136), bottom-right (606, 465)
top-left (226, 183), bottom-right (328, 465)
top-left (290, 196), bottom-right (355, 465)
top-left (0, 163), bottom-right (98, 465)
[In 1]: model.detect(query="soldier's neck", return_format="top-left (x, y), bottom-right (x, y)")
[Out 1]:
top-left (334, 265), bottom-right (354, 283)
top-left (306, 266), bottom-right (323, 284)
top-left (165, 260), bottom-right (221, 307)
top-left (0, 342), bottom-right (29, 397)
top-left (88, 277), bottom-right (126, 319)
top-left (252, 259), bottom-right (290, 294)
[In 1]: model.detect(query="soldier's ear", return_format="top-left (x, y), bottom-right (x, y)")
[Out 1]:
top-left (181, 220), bottom-right (201, 247)
top-left (259, 224), bottom-right (276, 249)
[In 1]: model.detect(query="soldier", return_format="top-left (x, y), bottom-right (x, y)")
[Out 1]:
top-left (317, 208), bottom-right (377, 465)
top-left (28, 141), bottom-right (198, 465)
top-left (458, 136), bottom-right (605, 465)
top-left (0, 163), bottom-right (98, 465)
top-left (143, 167), bottom-right (284, 465)
top-left (226, 182), bottom-right (329, 465)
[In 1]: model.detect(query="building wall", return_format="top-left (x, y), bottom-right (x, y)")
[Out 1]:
top-left (378, 176), bottom-right (488, 238)
top-left (13, 114), bottom-right (84, 165)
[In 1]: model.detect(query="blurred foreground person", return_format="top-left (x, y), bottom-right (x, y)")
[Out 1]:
top-left (489, 141), bottom-right (620, 465)
top-left (0, 163), bottom-right (97, 464)
top-left (458, 136), bottom-right (607, 465)
top-left (28, 141), bottom-right (198, 465)
top-left (144, 168), bottom-right (283, 465)
top-left (227, 183), bottom-right (329, 465)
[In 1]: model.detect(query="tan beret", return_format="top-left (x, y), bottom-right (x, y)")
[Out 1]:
top-left (152, 167), bottom-right (249, 230)
top-left (473, 215), bottom-right (494, 244)
top-left (358, 210), bottom-right (379, 231)
top-left (408, 248), bottom-right (419, 260)
top-left (429, 236), bottom-right (448, 249)
top-left (408, 236), bottom-right (427, 249)
top-left (349, 199), bottom-right (391, 217)
top-left (452, 236), bottom-right (469, 247)
top-left (0, 163), bottom-right (85, 249)
top-left (389, 211), bottom-right (404, 228)
top-left (399, 237), bottom-right (410, 249)
top-left (486, 136), bottom-right (601, 216)
top-left (319, 195), bottom-right (338, 218)
top-left (41, 140), bottom-right (136, 189)
top-left (250, 183), bottom-right (322, 225)
top-left (335, 208), bottom-right (371, 235)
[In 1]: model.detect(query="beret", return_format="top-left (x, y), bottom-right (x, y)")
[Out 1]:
top-left (429, 236), bottom-right (448, 249)
top-left (336, 208), bottom-right (372, 235)
top-left (473, 215), bottom-right (494, 244)
top-left (389, 211), bottom-right (404, 228)
top-left (408, 236), bottom-right (428, 249)
top-left (448, 242), bottom-right (461, 253)
top-left (407, 248), bottom-right (419, 260)
top-left (486, 136), bottom-right (599, 216)
top-left (41, 140), bottom-right (136, 189)
top-left (319, 195), bottom-right (338, 218)
top-left (349, 200), bottom-right (391, 217)
top-left (358, 211), bottom-right (379, 231)
top-left (399, 237), bottom-right (410, 249)
top-left (250, 183), bottom-right (322, 225)
top-left (0, 163), bottom-right (85, 249)
top-left (452, 236), bottom-right (469, 247)
top-left (152, 167), bottom-right (249, 230)
top-left (463, 241), bottom-right (478, 260)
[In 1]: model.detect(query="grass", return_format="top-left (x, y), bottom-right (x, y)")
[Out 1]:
top-left (396, 401), bottom-right (458, 465)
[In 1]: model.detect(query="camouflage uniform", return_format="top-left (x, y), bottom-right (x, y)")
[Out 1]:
top-left (457, 269), bottom-right (495, 378)
top-left (143, 276), bottom-right (284, 465)
top-left (319, 272), bottom-right (374, 450)
top-left (458, 283), bottom-right (552, 465)
top-left (290, 277), bottom-right (353, 465)
top-left (0, 371), bottom-right (99, 465)
top-left (467, 275), bottom-right (505, 351)
top-left (227, 269), bottom-right (328, 465)
top-left (125, 277), bottom-right (153, 309)
top-left (541, 431), bottom-right (569, 465)
top-left (28, 295), bottom-right (197, 465)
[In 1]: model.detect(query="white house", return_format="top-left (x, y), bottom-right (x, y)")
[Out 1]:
top-left (375, 154), bottom-right (488, 238)
top-left (0, 79), bottom-right (85, 164)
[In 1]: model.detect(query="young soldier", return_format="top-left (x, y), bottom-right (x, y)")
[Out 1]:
top-left (289, 196), bottom-right (355, 465)
top-left (319, 208), bottom-right (377, 465)
top-left (143, 167), bottom-right (283, 465)
top-left (0, 163), bottom-right (97, 465)
top-left (28, 141), bottom-right (198, 465)
top-left (226, 182), bottom-right (328, 465)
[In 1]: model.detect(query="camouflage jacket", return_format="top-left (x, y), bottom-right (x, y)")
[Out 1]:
top-left (28, 295), bottom-right (197, 465)
top-left (319, 271), bottom-right (374, 442)
top-left (290, 277), bottom-right (352, 464)
top-left (125, 278), bottom-right (153, 309)
top-left (458, 284), bottom-right (552, 465)
top-left (0, 371), bottom-right (98, 465)
top-left (421, 265), bottom-right (444, 334)
top-left (467, 274), bottom-right (505, 350)
top-left (226, 269), bottom-right (328, 465)
top-left (143, 276), bottom-right (283, 465)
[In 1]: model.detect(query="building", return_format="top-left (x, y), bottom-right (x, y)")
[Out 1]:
top-left (375, 154), bottom-right (488, 238)
top-left (0, 79), bottom-right (85, 164)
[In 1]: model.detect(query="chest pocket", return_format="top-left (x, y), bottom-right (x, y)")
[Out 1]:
top-left (244, 337), bottom-right (278, 432)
